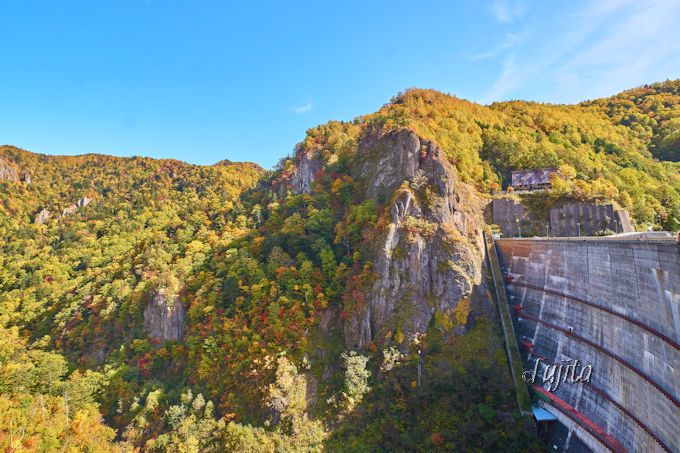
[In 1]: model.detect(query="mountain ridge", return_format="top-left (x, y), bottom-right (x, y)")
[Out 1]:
top-left (0, 80), bottom-right (679, 452)
top-left (4, 78), bottom-right (680, 170)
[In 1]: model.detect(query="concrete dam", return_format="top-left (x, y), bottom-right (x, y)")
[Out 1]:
top-left (494, 236), bottom-right (680, 452)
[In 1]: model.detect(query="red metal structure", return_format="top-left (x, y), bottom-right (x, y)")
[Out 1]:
top-left (531, 385), bottom-right (626, 453)
top-left (527, 353), bottom-right (672, 452)
top-left (518, 311), bottom-right (680, 409)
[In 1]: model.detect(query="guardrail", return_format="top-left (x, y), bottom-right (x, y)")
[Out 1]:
top-left (497, 235), bottom-right (677, 244)
top-left (483, 231), bottom-right (532, 414)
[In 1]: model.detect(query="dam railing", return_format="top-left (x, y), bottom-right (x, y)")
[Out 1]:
top-left (483, 231), bottom-right (532, 414)
top-left (531, 386), bottom-right (627, 453)
top-left (496, 233), bottom-right (677, 244)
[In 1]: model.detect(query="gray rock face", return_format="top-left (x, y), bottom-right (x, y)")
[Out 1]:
top-left (344, 129), bottom-right (486, 349)
top-left (290, 145), bottom-right (322, 194)
top-left (355, 129), bottom-right (479, 231)
top-left (143, 288), bottom-right (185, 342)
top-left (61, 196), bottom-right (92, 218)
top-left (354, 129), bottom-right (421, 200)
top-left (34, 209), bottom-right (51, 225)
top-left (21, 172), bottom-right (32, 184)
top-left (0, 158), bottom-right (19, 183)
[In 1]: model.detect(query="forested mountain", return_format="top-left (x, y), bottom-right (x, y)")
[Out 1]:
top-left (0, 151), bottom-right (264, 451)
top-left (584, 79), bottom-right (680, 162)
top-left (0, 80), bottom-right (678, 452)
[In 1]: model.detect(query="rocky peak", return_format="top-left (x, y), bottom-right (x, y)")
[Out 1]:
top-left (290, 145), bottom-right (323, 194)
top-left (354, 129), bottom-right (422, 200)
top-left (344, 128), bottom-right (487, 350)
top-left (143, 288), bottom-right (186, 342)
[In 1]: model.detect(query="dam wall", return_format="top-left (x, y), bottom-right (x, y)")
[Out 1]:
top-left (496, 237), bottom-right (680, 452)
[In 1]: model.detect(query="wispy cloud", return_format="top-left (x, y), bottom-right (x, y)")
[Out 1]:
top-left (553, 0), bottom-right (680, 99)
top-left (481, 0), bottom-right (680, 103)
top-left (291, 102), bottom-right (313, 114)
top-left (482, 54), bottom-right (521, 102)
top-left (491, 0), bottom-right (526, 23)
top-left (466, 31), bottom-right (528, 61)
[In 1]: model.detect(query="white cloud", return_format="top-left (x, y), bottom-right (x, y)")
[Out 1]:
top-left (467, 31), bottom-right (528, 61)
top-left (491, 0), bottom-right (526, 23)
top-left (481, 0), bottom-right (680, 103)
top-left (553, 0), bottom-right (680, 99)
top-left (481, 55), bottom-right (519, 103)
top-left (291, 102), bottom-right (313, 114)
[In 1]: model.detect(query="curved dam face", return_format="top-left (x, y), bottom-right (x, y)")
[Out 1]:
top-left (496, 237), bottom-right (680, 452)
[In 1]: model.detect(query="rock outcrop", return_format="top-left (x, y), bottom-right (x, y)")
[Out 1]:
top-left (34, 197), bottom-right (92, 224)
top-left (34, 209), bottom-right (51, 225)
top-left (344, 129), bottom-right (487, 349)
top-left (290, 145), bottom-right (323, 194)
top-left (61, 196), bottom-right (92, 218)
top-left (0, 158), bottom-right (19, 183)
top-left (21, 172), bottom-right (32, 184)
top-left (143, 288), bottom-right (186, 342)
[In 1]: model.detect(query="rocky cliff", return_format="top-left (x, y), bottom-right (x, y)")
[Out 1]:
top-left (61, 196), bottom-right (92, 217)
top-left (289, 128), bottom-right (488, 350)
top-left (32, 197), bottom-right (93, 225)
top-left (290, 144), bottom-right (323, 195)
top-left (349, 130), bottom-right (487, 348)
top-left (143, 288), bottom-right (186, 342)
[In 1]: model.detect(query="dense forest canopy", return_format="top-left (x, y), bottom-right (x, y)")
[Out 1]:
top-left (0, 80), bottom-right (678, 451)
top-left (372, 82), bottom-right (679, 230)
top-left (294, 80), bottom-right (679, 230)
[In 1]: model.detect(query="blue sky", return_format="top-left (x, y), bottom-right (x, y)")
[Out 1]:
top-left (2, 0), bottom-right (680, 168)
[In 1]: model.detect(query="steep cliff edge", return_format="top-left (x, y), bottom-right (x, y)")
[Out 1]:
top-left (288, 128), bottom-right (488, 350)
top-left (143, 288), bottom-right (186, 342)
top-left (347, 130), bottom-right (487, 348)
top-left (273, 126), bottom-right (535, 449)
top-left (290, 144), bottom-right (323, 195)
